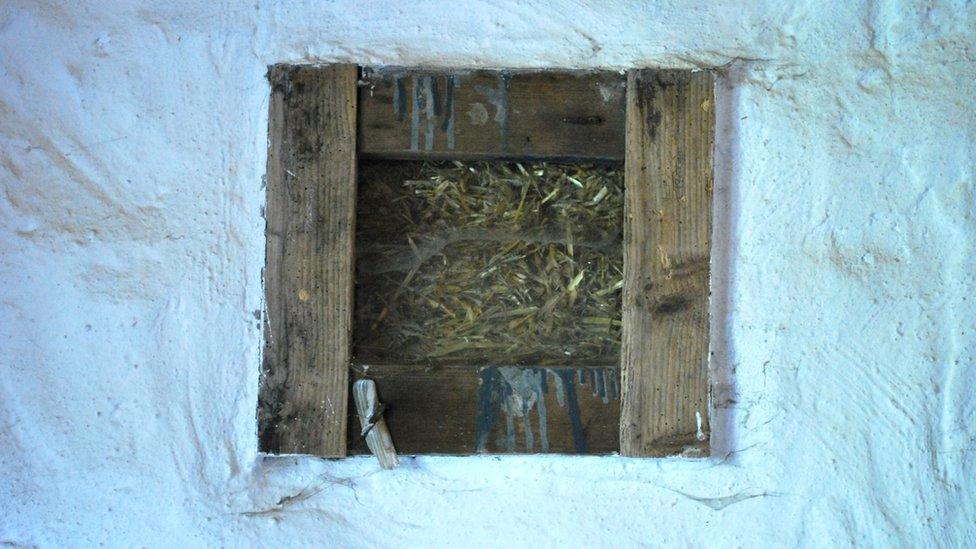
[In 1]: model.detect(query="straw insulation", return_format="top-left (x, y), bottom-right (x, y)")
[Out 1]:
top-left (354, 160), bottom-right (624, 365)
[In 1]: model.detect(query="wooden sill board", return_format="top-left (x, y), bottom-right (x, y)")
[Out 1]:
top-left (347, 363), bottom-right (620, 455)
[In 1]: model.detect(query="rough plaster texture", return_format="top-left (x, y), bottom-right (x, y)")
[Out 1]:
top-left (1, 0), bottom-right (974, 546)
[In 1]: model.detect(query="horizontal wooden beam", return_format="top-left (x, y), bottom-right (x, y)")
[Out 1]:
top-left (358, 68), bottom-right (626, 161)
top-left (347, 363), bottom-right (620, 455)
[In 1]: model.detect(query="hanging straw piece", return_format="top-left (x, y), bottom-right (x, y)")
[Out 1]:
top-left (353, 379), bottom-right (398, 469)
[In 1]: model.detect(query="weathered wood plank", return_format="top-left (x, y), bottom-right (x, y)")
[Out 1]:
top-left (358, 68), bottom-right (626, 161)
top-left (348, 364), bottom-right (620, 455)
top-left (258, 64), bottom-right (358, 457)
top-left (620, 69), bottom-right (714, 457)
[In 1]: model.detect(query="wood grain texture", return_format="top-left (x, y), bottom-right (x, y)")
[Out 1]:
top-left (620, 69), bottom-right (714, 457)
top-left (347, 364), bottom-right (620, 455)
top-left (358, 68), bottom-right (625, 161)
top-left (258, 64), bottom-right (358, 457)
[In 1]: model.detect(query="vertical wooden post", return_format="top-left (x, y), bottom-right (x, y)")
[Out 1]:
top-left (259, 64), bottom-right (358, 457)
top-left (620, 69), bottom-right (714, 457)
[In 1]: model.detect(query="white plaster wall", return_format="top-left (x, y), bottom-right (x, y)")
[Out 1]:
top-left (1, 0), bottom-right (974, 546)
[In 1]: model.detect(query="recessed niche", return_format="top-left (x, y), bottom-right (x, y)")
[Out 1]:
top-left (353, 159), bottom-right (624, 366)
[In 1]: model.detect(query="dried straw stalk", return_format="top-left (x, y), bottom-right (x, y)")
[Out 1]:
top-left (354, 160), bottom-right (623, 365)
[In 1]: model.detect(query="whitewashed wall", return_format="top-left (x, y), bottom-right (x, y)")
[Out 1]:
top-left (1, 1), bottom-right (974, 546)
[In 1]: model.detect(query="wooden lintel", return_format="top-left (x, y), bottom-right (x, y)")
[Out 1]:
top-left (358, 68), bottom-right (626, 161)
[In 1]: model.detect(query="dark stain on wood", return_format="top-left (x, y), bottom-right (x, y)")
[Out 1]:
top-left (562, 115), bottom-right (605, 125)
top-left (430, 76), bottom-right (442, 117)
top-left (441, 75), bottom-right (456, 136)
top-left (632, 72), bottom-right (663, 142)
top-left (652, 293), bottom-right (693, 314)
top-left (394, 76), bottom-right (407, 122)
top-left (557, 369), bottom-right (587, 453)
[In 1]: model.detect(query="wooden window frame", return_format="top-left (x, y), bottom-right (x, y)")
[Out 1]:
top-left (258, 64), bottom-right (714, 458)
